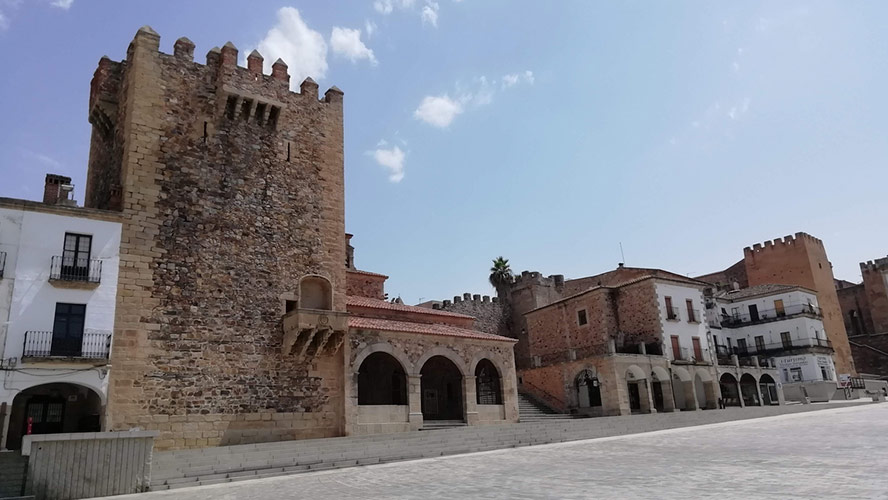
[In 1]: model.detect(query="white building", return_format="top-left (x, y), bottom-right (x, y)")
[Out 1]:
top-left (0, 181), bottom-right (121, 449)
top-left (709, 284), bottom-right (837, 390)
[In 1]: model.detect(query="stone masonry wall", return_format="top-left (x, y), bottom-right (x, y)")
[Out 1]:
top-left (85, 28), bottom-right (347, 449)
top-left (837, 283), bottom-right (873, 336)
top-left (436, 293), bottom-right (508, 337)
top-left (346, 270), bottom-right (386, 300)
top-left (861, 259), bottom-right (888, 334)
top-left (614, 279), bottom-right (663, 347)
top-left (523, 288), bottom-right (616, 364)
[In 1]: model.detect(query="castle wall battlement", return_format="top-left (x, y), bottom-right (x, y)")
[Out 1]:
top-left (861, 256), bottom-right (888, 272)
top-left (743, 232), bottom-right (824, 256)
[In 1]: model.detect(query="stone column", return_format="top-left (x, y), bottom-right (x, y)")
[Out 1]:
top-left (464, 376), bottom-right (479, 425)
top-left (639, 380), bottom-right (655, 414)
top-left (408, 375), bottom-right (423, 431)
top-left (661, 382), bottom-right (676, 412)
top-left (753, 378), bottom-right (764, 407)
top-left (683, 381), bottom-right (699, 411)
top-left (736, 377), bottom-right (746, 408)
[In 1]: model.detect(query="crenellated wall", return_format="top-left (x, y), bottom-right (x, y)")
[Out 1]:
top-left (87, 27), bottom-right (347, 449)
top-left (432, 292), bottom-right (508, 338)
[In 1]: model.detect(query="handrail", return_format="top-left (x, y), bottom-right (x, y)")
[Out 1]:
top-left (22, 331), bottom-right (111, 359)
top-left (49, 255), bottom-right (102, 283)
top-left (519, 379), bottom-right (568, 413)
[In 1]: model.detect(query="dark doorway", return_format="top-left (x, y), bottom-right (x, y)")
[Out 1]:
top-left (740, 374), bottom-right (761, 406)
top-left (748, 304), bottom-right (759, 322)
top-left (420, 356), bottom-right (463, 421)
top-left (759, 374), bottom-right (778, 405)
top-left (576, 370), bottom-right (601, 408)
top-left (628, 383), bottom-right (641, 412)
top-left (52, 303), bottom-right (86, 357)
top-left (652, 382), bottom-right (664, 412)
top-left (358, 352), bottom-right (407, 405)
top-left (719, 373), bottom-right (741, 407)
top-left (7, 384), bottom-right (102, 449)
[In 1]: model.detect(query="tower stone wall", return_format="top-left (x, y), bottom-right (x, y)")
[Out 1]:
top-left (85, 27), bottom-right (347, 449)
top-left (743, 232), bottom-right (856, 376)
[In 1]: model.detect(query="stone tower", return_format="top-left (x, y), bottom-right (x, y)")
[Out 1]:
top-left (743, 233), bottom-right (856, 376)
top-left (84, 27), bottom-right (347, 449)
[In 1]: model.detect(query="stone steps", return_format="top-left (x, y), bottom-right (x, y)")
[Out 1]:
top-left (149, 403), bottom-right (868, 491)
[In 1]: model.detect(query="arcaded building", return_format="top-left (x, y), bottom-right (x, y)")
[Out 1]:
top-left (83, 27), bottom-right (516, 449)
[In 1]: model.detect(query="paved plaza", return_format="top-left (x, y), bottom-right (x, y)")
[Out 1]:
top-left (112, 403), bottom-right (888, 499)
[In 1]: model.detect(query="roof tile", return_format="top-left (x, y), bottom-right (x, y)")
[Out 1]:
top-left (349, 316), bottom-right (515, 342)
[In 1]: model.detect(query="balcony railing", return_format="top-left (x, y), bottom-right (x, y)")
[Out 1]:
top-left (0, 251), bottom-right (5, 279)
top-left (719, 303), bottom-right (821, 328)
top-left (673, 346), bottom-right (711, 364)
top-left (50, 256), bottom-right (102, 283)
top-left (715, 337), bottom-right (832, 359)
top-left (665, 306), bottom-right (680, 321)
top-left (22, 331), bottom-right (111, 359)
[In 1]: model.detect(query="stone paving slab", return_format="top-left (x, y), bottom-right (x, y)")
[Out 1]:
top-left (106, 402), bottom-right (888, 499)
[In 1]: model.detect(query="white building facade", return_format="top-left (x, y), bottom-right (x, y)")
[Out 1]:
top-left (0, 197), bottom-right (121, 449)
top-left (709, 284), bottom-right (837, 392)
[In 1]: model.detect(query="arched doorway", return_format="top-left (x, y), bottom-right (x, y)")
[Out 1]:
top-left (6, 383), bottom-right (102, 449)
top-left (420, 356), bottom-right (464, 421)
top-left (672, 366), bottom-right (694, 411)
top-left (650, 367), bottom-right (672, 412)
top-left (575, 369), bottom-right (602, 409)
top-left (739, 373), bottom-right (761, 406)
top-left (358, 352), bottom-right (407, 405)
top-left (719, 373), bottom-right (741, 407)
top-left (474, 359), bottom-right (502, 405)
top-left (625, 365), bottom-right (648, 413)
top-left (759, 374), bottom-right (779, 406)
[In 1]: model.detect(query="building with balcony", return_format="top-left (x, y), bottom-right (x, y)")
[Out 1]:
top-left (509, 265), bottom-right (721, 417)
top-left (0, 181), bottom-right (122, 449)
top-left (706, 283), bottom-right (833, 403)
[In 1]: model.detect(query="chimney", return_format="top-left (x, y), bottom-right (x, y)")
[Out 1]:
top-left (43, 174), bottom-right (74, 205)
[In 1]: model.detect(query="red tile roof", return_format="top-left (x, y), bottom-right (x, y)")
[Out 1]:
top-left (347, 295), bottom-right (474, 319)
top-left (346, 269), bottom-right (389, 279)
top-left (349, 316), bottom-right (515, 342)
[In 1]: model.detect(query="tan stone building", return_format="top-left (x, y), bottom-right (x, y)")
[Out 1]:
top-left (82, 27), bottom-right (516, 450)
top-left (836, 256), bottom-right (888, 378)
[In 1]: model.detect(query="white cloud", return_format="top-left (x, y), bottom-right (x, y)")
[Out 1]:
top-left (371, 144), bottom-right (407, 182)
top-left (22, 149), bottom-right (62, 169)
top-left (365, 19), bottom-right (378, 38)
top-left (51, 0), bottom-right (73, 9)
top-left (374, 0), bottom-right (415, 14)
top-left (0, 10), bottom-right (7, 30)
top-left (414, 95), bottom-right (464, 128)
top-left (502, 70), bottom-right (534, 89)
top-left (421, 1), bottom-right (439, 27)
top-left (330, 27), bottom-right (377, 65)
top-left (257, 7), bottom-right (328, 87)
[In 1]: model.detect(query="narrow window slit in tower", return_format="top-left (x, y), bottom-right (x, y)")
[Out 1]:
top-left (267, 106), bottom-right (280, 130)
top-left (286, 142), bottom-right (291, 162)
top-left (255, 103), bottom-right (267, 125)
top-left (203, 121), bottom-right (208, 140)
top-left (225, 95), bottom-right (238, 120)
top-left (240, 99), bottom-right (253, 121)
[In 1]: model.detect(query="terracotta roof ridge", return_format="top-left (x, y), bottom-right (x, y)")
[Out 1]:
top-left (346, 295), bottom-right (474, 319)
top-left (348, 316), bottom-right (515, 342)
top-left (347, 268), bottom-right (389, 278)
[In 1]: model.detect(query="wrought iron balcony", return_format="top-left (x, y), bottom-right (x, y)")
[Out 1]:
top-left (0, 251), bottom-right (5, 279)
top-left (22, 331), bottom-right (111, 360)
top-left (719, 303), bottom-right (822, 328)
top-left (50, 256), bottom-right (102, 283)
top-left (715, 337), bottom-right (832, 360)
top-left (672, 346), bottom-right (711, 364)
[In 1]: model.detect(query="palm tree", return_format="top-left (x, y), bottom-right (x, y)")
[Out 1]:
top-left (489, 256), bottom-right (513, 291)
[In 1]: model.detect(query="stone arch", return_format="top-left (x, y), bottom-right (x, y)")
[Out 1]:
top-left (353, 342), bottom-right (414, 376)
top-left (419, 355), bottom-right (465, 421)
top-left (414, 346), bottom-right (466, 376)
top-left (469, 350), bottom-right (505, 375)
top-left (7, 382), bottom-right (104, 449)
top-left (299, 274), bottom-right (333, 310)
top-left (650, 366), bottom-right (670, 382)
top-left (694, 372), bottom-right (708, 408)
top-left (740, 373), bottom-right (761, 406)
top-left (671, 366), bottom-right (692, 382)
top-left (625, 364), bottom-right (647, 382)
top-left (719, 372), bottom-right (741, 407)
top-left (574, 369), bottom-right (602, 408)
top-left (759, 373), bottom-right (779, 405)
top-left (474, 359), bottom-right (502, 405)
top-left (357, 352), bottom-right (408, 405)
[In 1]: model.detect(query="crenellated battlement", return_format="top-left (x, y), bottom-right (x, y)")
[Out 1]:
top-left (743, 231), bottom-right (824, 256)
top-left (512, 271), bottom-right (565, 289)
top-left (861, 256), bottom-right (888, 272)
top-left (433, 292), bottom-right (498, 309)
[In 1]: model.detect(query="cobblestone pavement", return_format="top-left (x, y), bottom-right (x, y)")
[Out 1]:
top-left (113, 404), bottom-right (888, 500)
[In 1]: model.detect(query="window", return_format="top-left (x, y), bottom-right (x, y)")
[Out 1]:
top-left (686, 299), bottom-right (695, 322)
top-left (577, 309), bottom-right (588, 326)
top-left (748, 304), bottom-right (759, 322)
top-left (52, 303), bottom-right (86, 357)
top-left (754, 335), bottom-right (765, 352)
top-left (780, 332), bottom-right (792, 349)
top-left (665, 296), bottom-right (677, 320)
top-left (774, 299), bottom-right (785, 317)
top-left (61, 233), bottom-right (92, 280)
top-left (475, 360), bottom-right (502, 405)
top-left (782, 368), bottom-right (789, 383)
top-left (671, 335), bottom-right (681, 360)
top-left (692, 337), bottom-right (702, 360)
top-left (736, 338), bottom-right (748, 356)
top-left (790, 367), bottom-right (802, 382)
top-left (820, 367), bottom-right (829, 381)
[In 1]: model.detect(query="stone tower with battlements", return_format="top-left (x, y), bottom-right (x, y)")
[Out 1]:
top-left (743, 232), bottom-right (856, 376)
top-left (84, 27), bottom-right (347, 449)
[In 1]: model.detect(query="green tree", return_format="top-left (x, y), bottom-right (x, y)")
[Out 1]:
top-left (489, 256), bottom-right (513, 290)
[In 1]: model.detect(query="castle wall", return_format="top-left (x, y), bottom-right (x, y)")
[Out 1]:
top-left (436, 293), bottom-right (508, 338)
top-left (837, 283), bottom-right (873, 336)
top-left (861, 259), bottom-right (888, 334)
top-left (743, 233), bottom-right (855, 376)
top-left (345, 270), bottom-right (387, 300)
top-left (86, 28), bottom-right (347, 449)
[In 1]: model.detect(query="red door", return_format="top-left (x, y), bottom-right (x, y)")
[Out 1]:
top-left (692, 337), bottom-right (702, 361)
top-left (671, 336), bottom-right (681, 360)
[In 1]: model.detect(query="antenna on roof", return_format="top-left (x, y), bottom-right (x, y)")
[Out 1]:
top-left (619, 242), bottom-right (626, 265)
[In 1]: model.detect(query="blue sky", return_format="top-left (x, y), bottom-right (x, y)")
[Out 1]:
top-left (1, 1), bottom-right (886, 303)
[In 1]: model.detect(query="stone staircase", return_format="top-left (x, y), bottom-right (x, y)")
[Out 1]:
top-left (421, 420), bottom-right (467, 430)
top-left (517, 392), bottom-right (574, 422)
top-left (0, 452), bottom-right (28, 499)
top-left (148, 403), bottom-right (868, 492)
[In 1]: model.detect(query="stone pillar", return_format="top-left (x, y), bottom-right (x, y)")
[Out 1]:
top-left (683, 381), bottom-right (699, 411)
top-left (464, 376), bottom-right (479, 425)
top-left (703, 382), bottom-right (718, 410)
top-left (408, 375), bottom-right (423, 431)
top-left (737, 378), bottom-right (746, 408)
top-left (639, 380), bottom-right (655, 414)
top-left (661, 382), bottom-right (676, 412)
top-left (753, 378), bottom-right (764, 406)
